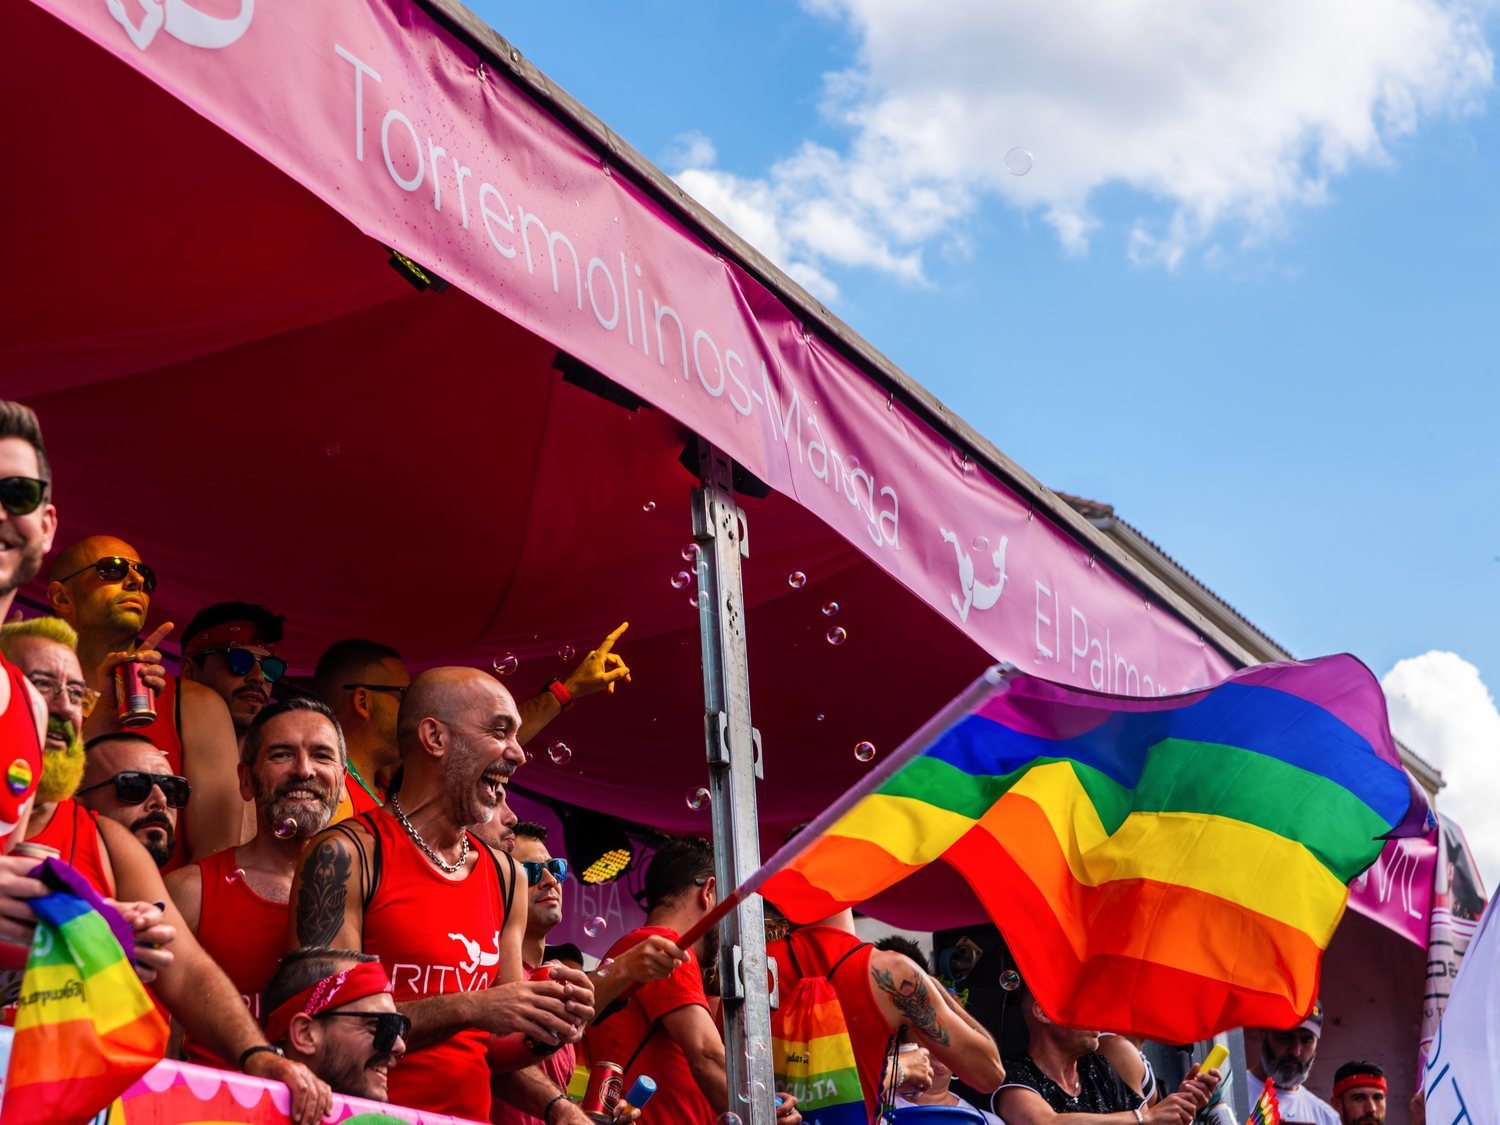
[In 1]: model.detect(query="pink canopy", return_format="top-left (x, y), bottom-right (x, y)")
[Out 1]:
top-left (4, 0), bottom-right (1237, 929)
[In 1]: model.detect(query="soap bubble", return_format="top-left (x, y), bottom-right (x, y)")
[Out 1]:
top-left (492, 653), bottom-right (519, 676)
top-left (584, 916), bottom-right (606, 937)
top-left (557, 644), bottom-right (576, 663)
top-left (826, 626), bottom-right (847, 646)
top-left (642, 501), bottom-right (656, 513)
top-left (688, 593), bottom-right (700, 608)
top-left (821, 601), bottom-right (840, 617)
top-left (816, 713), bottom-right (826, 722)
top-left (548, 742), bottom-right (572, 765)
top-left (273, 818), bottom-right (298, 839)
top-left (324, 441), bottom-right (342, 458)
top-left (999, 969), bottom-right (1022, 992)
top-left (682, 544), bottom-right (701, 562)
top-left (717, 1116), bottom-right (743, 1125)
top-left (854, 741), bottom-right (877, 763)
top-left (687, 786), bottom-right (711, 810)
top-left (229, 867), bottom-right (246, 883)
top-left (972, 535), bottom-right (990, 552)
top-left (595, 957), bottom-right (615, 976)
top-left (787, 571), bottom-right (807, 589)
top-left (1004, 147), bottom-right (1034, 176)
top-left (671, 571), bottom-right (691, 590)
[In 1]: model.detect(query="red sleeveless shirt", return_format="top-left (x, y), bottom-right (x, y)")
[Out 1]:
top-left (30, 798), bottom-right (112, 898)
top-left (183, 847), bottom-right (288, 1067)
top-left (359, 809), bottom-right (511, 1120)
top-left (0, 655), bottom-right (42, 845)
top-left (131, 674), bottom-right (188, 870)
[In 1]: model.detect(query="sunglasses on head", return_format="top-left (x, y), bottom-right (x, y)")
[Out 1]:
top-left (76, 770), bottom-right (191, 809)
top-left (0, 476), bottom-right (49, 516)
top-left (195, 647), bottom-right (287, 683)
top-left (521, 858), bottom-right (569, 885)
top-left (314, 1010), bottom-right (411, 1053)
top-left (57, 555), bottom-right (157, 595)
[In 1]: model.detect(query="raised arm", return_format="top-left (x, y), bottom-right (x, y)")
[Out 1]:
top-left (865, 947), bottom-right (1005, 1092)
top-left (178, 679), bottom-right (253, 858)
top-left (517, 622), bottom-right (631, 745)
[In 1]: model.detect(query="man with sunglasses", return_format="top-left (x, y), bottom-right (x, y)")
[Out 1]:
top-left (76, 733), bottom-right (184, 868)
top-left (49, 534), bottom-right (247, 868)
top-left (181, 601), bottom-right (287, 739)
top-left (167, 697), bottom-right (346, 1067)
top-left (264, 949), bottom-right (409, 1103)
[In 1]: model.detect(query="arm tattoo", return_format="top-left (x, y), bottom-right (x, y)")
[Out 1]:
top-left (872, 964), bottom-right (951, 1046)
top-left (296, 840), bottom-right (352, 947)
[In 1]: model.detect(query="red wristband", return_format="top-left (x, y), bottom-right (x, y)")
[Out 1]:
top-left (544, 678), bottom-right (573, 711)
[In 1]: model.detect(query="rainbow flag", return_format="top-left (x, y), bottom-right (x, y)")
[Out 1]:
top-left (1247, 1077), bottom-right (1282, 1125)
top-left (1, 858), bottom-right (168, 1124)
top-left (759, 657), bottom-right (1428, 1044)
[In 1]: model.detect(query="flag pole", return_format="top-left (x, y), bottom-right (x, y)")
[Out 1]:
top-left (672, 664), bottom-right (1013, 953)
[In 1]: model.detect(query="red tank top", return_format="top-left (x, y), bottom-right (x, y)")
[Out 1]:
top-left (183, 848), bottom-right (288, 1067)
top-left (359, 809), bottom-right (510, 1120)
top-left (132, 674), bottom-right (188, 870)
top-left (0, 655), bottom-right (42, 845)
top-left (769, 926), bottom-right (892, 1120)
top-left (29, 798), bottom-right (112, 898)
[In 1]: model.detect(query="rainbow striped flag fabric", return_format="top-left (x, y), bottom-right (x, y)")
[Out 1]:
top-left (1, 858), bottom-right (168, 1124)
top-left (1247, 1077), bottom-right (1282, 1125)
top-left (759, 656), bottom-right (1428, 1044)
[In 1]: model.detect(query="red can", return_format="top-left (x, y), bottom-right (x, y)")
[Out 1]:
top-left (114, 661), bottom-right (156, 728)
top-left (525, 964), bottom-right (564, 1057)
top-left (581, 1060), bottom-right (625, 1121)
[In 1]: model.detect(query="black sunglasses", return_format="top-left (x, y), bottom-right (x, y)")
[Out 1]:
top-left (342, 683), bottom-right (408, 697)
top-left (76, 770), bottom-right (191, 809)
top-left (0, 476), bottom-right (49, 516)
top-left (196, 647), bottom-right (287, 683)
top-left (314, 1010), bottom-right (411, 1053)
top-left (57, 555), bottom-right (158, 595)
top-left (521, 858), bottom-right (569, 885)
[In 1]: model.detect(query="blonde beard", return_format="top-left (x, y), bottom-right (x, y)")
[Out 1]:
top-left (38, 727), bottom-right (86, 804)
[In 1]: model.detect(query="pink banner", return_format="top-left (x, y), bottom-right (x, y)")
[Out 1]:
top-left (1346, 831), bottom-right (1438, 947)
top-left (27, 0), bottom-right (1232, 695)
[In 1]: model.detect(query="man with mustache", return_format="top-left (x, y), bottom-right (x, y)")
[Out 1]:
top-left (288, 667), bottom-right (597, 1122)
top-left (48, 533), bottom-right (246, 866)
top-left (1246, 1003), bottom-right (1338, 1125)
top-left (76, 733), bottom-right (182, 868)
top-left (166, 697), bottom-right (346, 1066)
top-left (181, 601), bottom-right (285, 740)
top-left (1330, 1061), bottom-right (1386, 1125)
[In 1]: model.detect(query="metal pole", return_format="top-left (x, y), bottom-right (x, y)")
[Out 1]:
top-left (693, 441), bottom-right (774, 1125)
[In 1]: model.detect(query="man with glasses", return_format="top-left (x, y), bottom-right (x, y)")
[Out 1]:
top-left (181, 601), bottom-right (287, 739)
top-left (263, 949), bottom-right (409, 1103)
top-left (48, 534), bottom-right (246, 867)
top-left (76, 733), bottom-right (184, 869)
top-left (167, 697), bottom-right (346, 1066)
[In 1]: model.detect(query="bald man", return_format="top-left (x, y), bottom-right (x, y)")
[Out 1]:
top-left (287, 667), bottom-right (597, 1123)
top-left (49, 534), bottom-right (246, 865)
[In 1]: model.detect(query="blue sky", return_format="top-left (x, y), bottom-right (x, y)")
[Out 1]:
top-left (475, 0), bottom-right (1500, 881)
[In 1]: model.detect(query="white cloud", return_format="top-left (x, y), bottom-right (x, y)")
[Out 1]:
top-left (667, 0), bottom-right (1493, 290)
top-left (1382, 651), bottom-right (1500, 893)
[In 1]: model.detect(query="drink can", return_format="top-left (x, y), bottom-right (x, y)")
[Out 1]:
top-left (524, 964), bottom-right (563, 1057)
top-left (115, 661), bottom-right (156, 728)
top-left (581, 1060), bottom-right (625, 1121)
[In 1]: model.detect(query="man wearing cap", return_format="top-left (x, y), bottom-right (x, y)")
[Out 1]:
top-left (263, 949), bottom-right (408, 1103)
top-left (1247, 1002), bottom-right (1338, 1125)
top-left (1330, 1061), bottom-right (1386, 1125)
top-left (180, 601), bottom-right (287, 740)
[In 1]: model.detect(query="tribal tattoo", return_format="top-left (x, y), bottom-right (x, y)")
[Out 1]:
top-left (872, 963), bottom-right (951, 1046)
top-left (296, 839), bottom-right (352, 947)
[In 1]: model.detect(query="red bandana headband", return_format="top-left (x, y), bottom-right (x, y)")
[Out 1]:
top-left (264, 961), bottom-right (392, 1043)
top-left (183, 621), bottom-right (276, 656)
top-left (1333, 1073), bottom-right (1387, 1099)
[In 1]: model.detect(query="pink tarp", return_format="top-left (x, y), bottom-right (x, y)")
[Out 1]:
top-left (6, 1), bottom-right (1244, 931)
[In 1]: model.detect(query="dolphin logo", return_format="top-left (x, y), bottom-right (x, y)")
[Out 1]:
top-left (106, 0), bottom-right (253, 52)
top-left (940, 529), bottom-right (1008, 623)
top-left (447, 931), bottom-right (502, 975)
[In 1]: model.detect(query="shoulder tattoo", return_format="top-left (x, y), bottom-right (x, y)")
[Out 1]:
top-left (871, 963), bottom-right (951, 1046)
top-left (296, 839), bottom-right (352, 947)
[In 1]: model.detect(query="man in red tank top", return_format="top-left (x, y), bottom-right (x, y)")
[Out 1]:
top-left (289, 667), bottom-right (599, 1122)
top-left (167, 697), bottom-right (346, 1066)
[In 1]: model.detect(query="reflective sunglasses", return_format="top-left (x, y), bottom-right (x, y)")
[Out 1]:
top-left (25, 672), bottom-right (100, 716)
top-left (521, 858), bottom-right (569, 885)
top-left (314, 1010), bottom-right (411, 1053)
top-left (76, 770), bottom-right (191, 809)
top-left (56, 555), bottom-right (158, 595)
top-left (195, 647), bottom-right (287, 683)
top-left (0, 476), bottom-right (49, 516)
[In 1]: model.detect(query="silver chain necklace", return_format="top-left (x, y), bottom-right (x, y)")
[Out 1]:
top-left (390, 796), bottom-right (470, 874)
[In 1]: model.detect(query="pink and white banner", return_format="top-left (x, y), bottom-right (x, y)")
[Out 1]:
top-left (1346, 831), bottom-right (1438, 948)
top-left (26, 0), bottom-right (1233, 695)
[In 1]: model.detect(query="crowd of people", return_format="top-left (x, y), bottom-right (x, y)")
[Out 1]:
top-left (0, 397), bottom-right (1404, 1123)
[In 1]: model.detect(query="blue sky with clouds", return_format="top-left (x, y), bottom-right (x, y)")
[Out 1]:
top-left (475, 0), bottom-right (1500, 883)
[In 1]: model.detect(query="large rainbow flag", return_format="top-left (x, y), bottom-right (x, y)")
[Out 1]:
top-left (1, 858), bottom-right (168, 1124)
top-left (758, 656), bottom-right (1429, 1044)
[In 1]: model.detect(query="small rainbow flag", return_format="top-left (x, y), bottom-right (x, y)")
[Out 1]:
top-left (1, 858), bottom-right (168, 1124)
top-left (759, 656), bottom-right (1428, 1044)
top-left (1247, 1077), bottom-right (1282, 1125)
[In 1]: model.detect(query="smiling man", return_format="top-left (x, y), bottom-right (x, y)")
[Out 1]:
top-left (181, 601), bottom-right (287, 739)
top-left (166, 697), bottom-right (346, 1067)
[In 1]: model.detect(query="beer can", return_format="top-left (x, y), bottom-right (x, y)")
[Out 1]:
top-left (581, 1060), bottom-right (625, 1121)
top-left (524, 964), bottom-right (564, 1057)
top-left (115, 661), bottom-right (157, 728)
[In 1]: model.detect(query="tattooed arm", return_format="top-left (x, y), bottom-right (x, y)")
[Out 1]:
top-left (867, 948), bottom-right (1005, 1092)
top-left (287, 825), bottom-right (367, 952)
